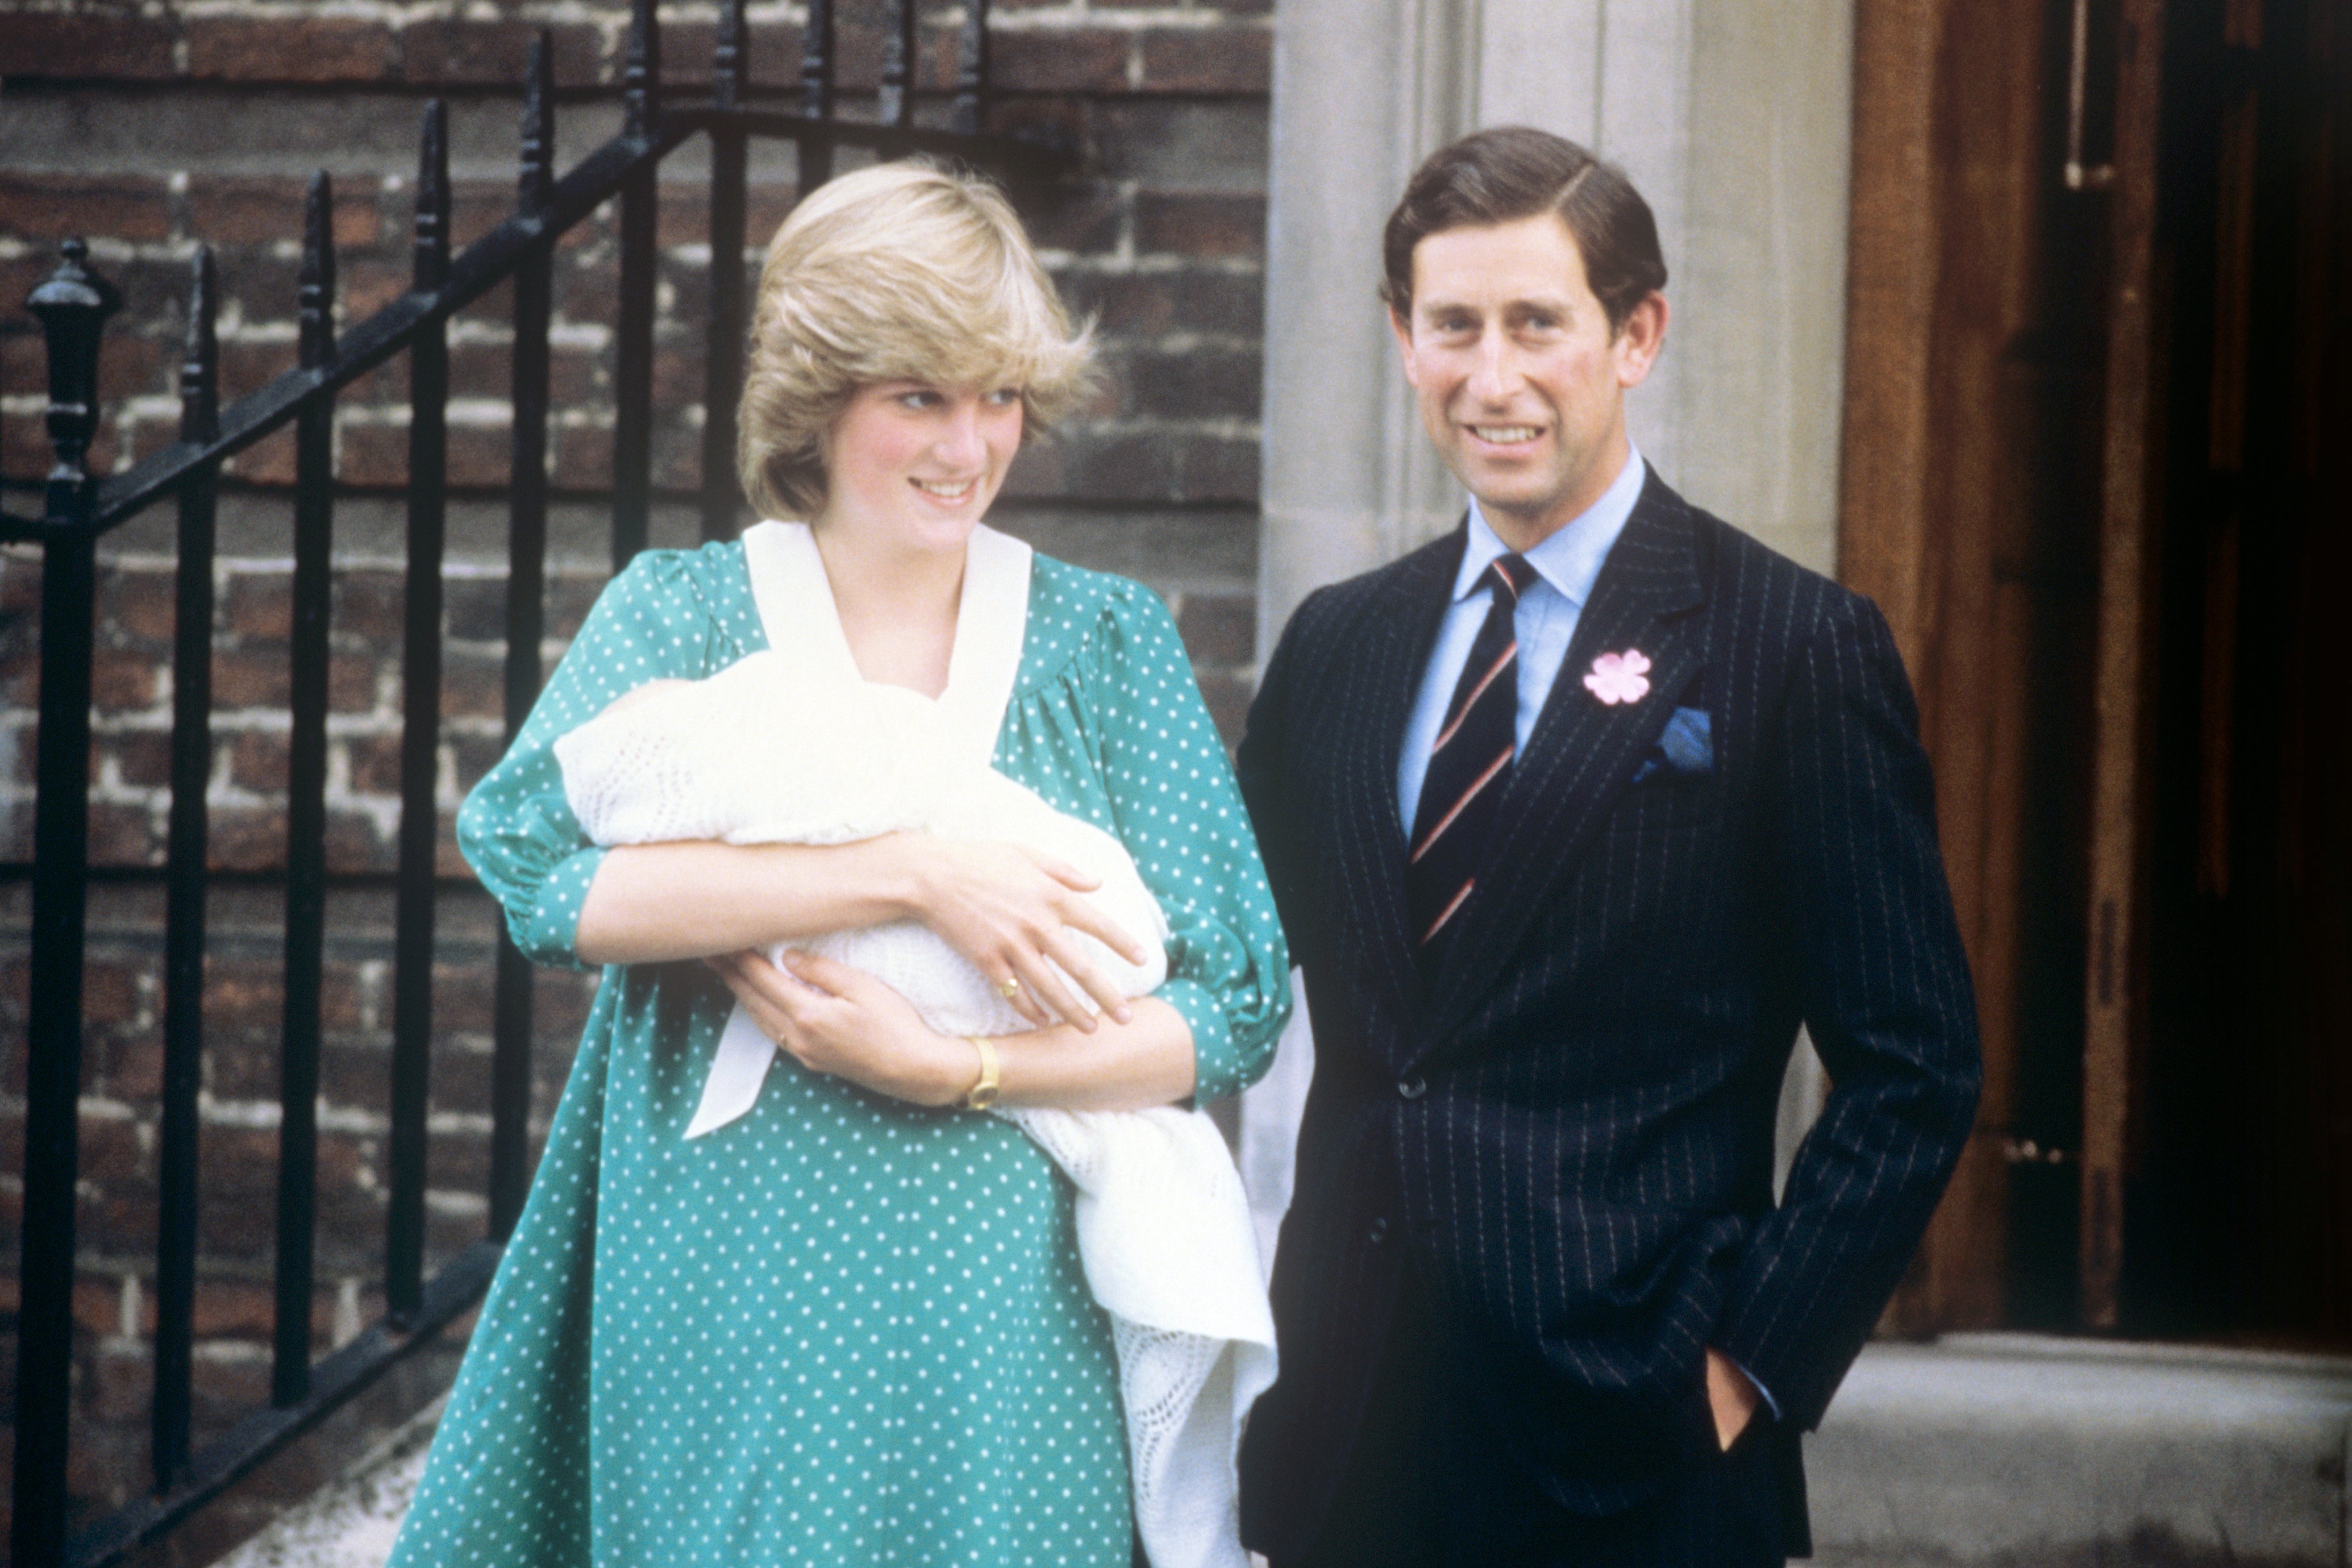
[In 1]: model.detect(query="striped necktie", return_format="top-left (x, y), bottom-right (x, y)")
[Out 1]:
top-left (1406, 552), bottom-right (1537, 966)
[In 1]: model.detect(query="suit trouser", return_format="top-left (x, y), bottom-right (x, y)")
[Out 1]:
top-left (1275, 1267), bottom-right (1793, 1568)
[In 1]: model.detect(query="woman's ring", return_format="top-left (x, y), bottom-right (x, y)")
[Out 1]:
top-left (999, 976), bottom-right (1021, 1000)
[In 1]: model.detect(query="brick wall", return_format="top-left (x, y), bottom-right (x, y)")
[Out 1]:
top-left (0, 1), bottom-right (1271, 1554)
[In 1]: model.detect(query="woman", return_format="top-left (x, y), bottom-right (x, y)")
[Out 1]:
top-left (386, 160), bottom-right (1290, 1568)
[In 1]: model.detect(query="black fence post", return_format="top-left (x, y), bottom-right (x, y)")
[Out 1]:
top-left (612, 0), bottom-right (661, 568)
top-left (387, 100), bottom-right (451, 1326)
top-left (153, 243), bottom-right (220, 1493)
top-left (702, 0), bottom-right (750, 544)
top-left (273, 173), bottom-right (339, 1408)
top-left (12, 236), bottom-right (122, 1568)
top-left (491, 32), bottom-right (557, 1245)
top-left (880, 0), bottom-right (919, 130)
top-left (954, 0), bottom-right (990, 135)
top-left (799, 0), bottom-right (836, 193)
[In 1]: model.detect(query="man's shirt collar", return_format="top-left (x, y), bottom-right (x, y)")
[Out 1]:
top-left (1452, 445), bottom-right (1648, 609)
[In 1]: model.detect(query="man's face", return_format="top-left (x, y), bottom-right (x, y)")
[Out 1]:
top-left (1390, 212), bottom-right (1665, 549)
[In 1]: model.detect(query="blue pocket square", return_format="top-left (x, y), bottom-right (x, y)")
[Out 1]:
top-left (1631, 706), bottom-right (1712, 783)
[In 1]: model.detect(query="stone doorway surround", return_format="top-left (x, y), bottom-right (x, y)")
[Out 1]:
top-left (1240, 0), bottom-right (1856, 1258)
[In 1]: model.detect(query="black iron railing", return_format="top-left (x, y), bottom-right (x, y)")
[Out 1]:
top-left (1, 2), bottom-right (1068, 1562)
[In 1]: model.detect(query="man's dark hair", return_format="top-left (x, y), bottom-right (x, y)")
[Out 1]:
top-left (1381, 126), bottom-right (1668, 334)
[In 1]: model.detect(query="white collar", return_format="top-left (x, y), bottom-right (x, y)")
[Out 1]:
top-left (740, 519), bottom-right (1034, 772)
top-left (1453, 445), bottom-right (1648, 609)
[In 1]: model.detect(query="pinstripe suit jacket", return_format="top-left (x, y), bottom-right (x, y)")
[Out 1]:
top-left (1235, 473), bottom-right (1980, 1554)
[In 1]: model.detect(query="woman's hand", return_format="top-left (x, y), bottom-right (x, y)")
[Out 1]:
top-left (903, 837), bottom-right (1150, 1032)
top-left (707, 948), bottom-right (1198, 1113)
top-left (707, 948), bottom-right (973, 1108)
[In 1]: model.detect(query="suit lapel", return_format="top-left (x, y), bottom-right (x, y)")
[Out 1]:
top-left (1329, 531), bottom-right (1462, 1024)
top-left (1422, 477), bottom-right (1711, 1042)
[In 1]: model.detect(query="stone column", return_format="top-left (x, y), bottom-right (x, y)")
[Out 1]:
top-left (1244, 0), bottom-right (1852, 1242)
top-left (1254, 0), bottom-right (1478, 665)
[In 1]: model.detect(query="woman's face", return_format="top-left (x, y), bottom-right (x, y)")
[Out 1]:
top-left (816, 380), bottom-right (1024, 555)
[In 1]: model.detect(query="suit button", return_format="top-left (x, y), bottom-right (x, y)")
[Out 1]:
top-left (1367, 1217), bottom-right (1388, 1245)
top-left (1398, 1076), bottom-right (1426, 1100)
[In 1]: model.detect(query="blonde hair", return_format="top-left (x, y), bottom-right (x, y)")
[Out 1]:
top-left (736, 160), bottom-right (1097, 520)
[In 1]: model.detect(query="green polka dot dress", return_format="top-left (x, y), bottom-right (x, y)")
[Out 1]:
top-left (387, 541), bottom-right (1291, 1568)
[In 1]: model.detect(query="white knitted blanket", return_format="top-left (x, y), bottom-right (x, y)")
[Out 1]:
top-left (551, 529), bottom-right (1274, 1568)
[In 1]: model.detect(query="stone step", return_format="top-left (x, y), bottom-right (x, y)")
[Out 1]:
top-left (210, 1399), bottom-right (438, 1568)
top-left (1811, 1334), bottom-right (2352, 1566)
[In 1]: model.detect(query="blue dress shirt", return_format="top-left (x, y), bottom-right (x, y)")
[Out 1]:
top-left (1396, 447), bottom-right (1648, 835)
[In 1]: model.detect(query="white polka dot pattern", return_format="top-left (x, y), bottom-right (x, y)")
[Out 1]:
top-left (389, 541), bottom-right (1290, 1567)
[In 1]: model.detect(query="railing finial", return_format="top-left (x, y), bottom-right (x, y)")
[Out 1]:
top-left (180, 244), bottom-right (219, 446)
top-left (416, 99), bottom-right (452, 293)
top-left (300, 171), bottom-right (338, 371)
top-left (522, 30), bottom-right (556, 212)
top-left (27, 236), bottom-right (124, 522)
top-left (624, 0), bottom-right (661, 138)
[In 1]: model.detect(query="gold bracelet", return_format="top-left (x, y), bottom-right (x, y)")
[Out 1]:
top-left (960, 1035), bottom-right (1000, 1112)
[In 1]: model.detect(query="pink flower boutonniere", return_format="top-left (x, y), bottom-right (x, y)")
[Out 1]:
top-left (1584, 649), bottom-right (1652, 706)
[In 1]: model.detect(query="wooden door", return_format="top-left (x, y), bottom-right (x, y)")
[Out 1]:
top-left (1847, 0), bottom-right (2351, 1342)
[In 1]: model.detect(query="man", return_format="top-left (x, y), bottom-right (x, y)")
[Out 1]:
top-left (1235, 127), bottom-right (1980, 1566)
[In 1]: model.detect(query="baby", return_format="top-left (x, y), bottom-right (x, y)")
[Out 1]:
top-left (555, 648), bottom-right (1171, 1133)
